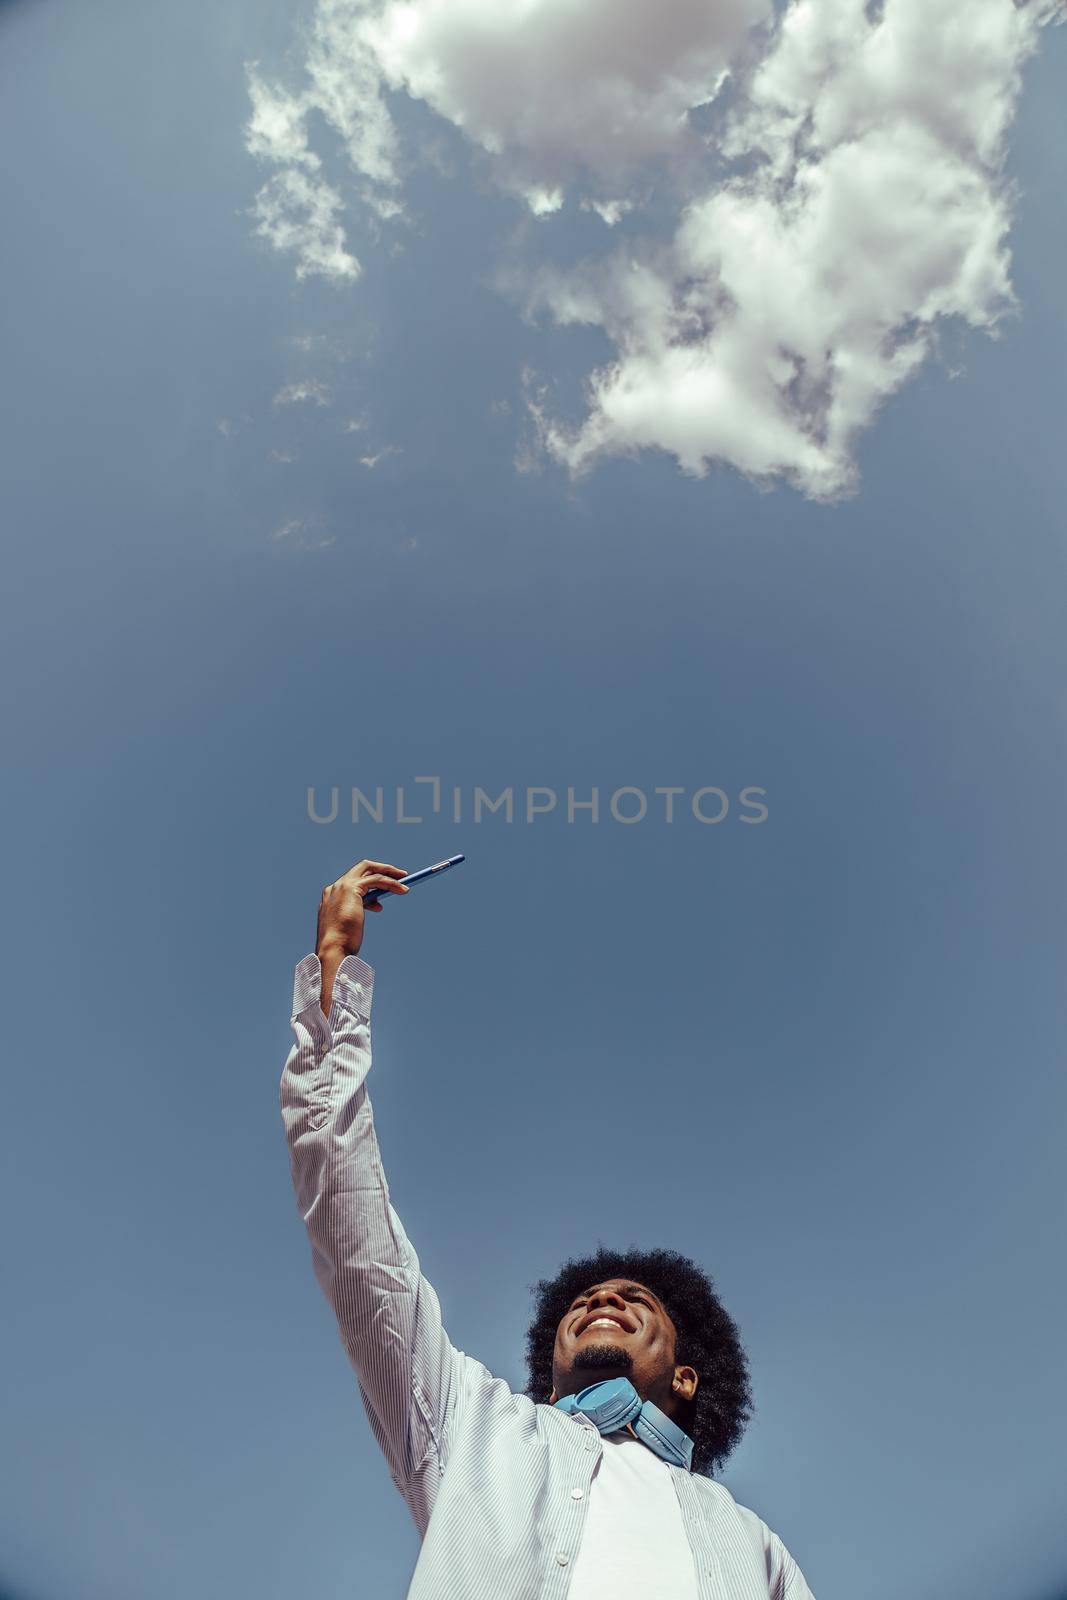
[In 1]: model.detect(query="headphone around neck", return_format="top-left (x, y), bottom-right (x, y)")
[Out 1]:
top-left (554, 1377), bottom-right (694, 1470)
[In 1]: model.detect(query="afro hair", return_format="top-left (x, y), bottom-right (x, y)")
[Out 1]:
top-left (524, 1243), bottom-right (753, 1477)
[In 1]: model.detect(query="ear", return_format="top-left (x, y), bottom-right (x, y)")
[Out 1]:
top-left (671, 1365), bottom-right (699, 1403)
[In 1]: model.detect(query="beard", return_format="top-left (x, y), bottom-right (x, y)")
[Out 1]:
top-left (573, 1342), bottom-right (633, 1373)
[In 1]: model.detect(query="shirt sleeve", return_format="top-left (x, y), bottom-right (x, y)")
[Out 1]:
top-left (735, 1502), bottom-right (817, 1600)
top-left (280, 952), bottom-right (470, 1525)
top-left (765, 1527), bottom-right (817, 1600)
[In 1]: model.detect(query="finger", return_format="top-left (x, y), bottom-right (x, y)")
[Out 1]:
top-left (362, 874), bottom-right (410, 897)
top-left (357, 861), bottom-right (407, 878)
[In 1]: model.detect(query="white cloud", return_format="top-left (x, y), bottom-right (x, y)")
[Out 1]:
top-left (580, 198), bottom-right (634, 228)
top-left (514, 366), bottom-right (553, 477)
top-left (244, 8), bottom-right (404, 281)
top-left (217, 413), bottom-right (253, 438)
top-left (522, 0), bottom-right (1062, 497)
top-left (358, 0), bottom-right (771, 200)
top-left (245, 0), bottom-right (767, 260)
top-left (273, 379), bottom-right (331, 407)
top-left (250, 165), bottom-right (361, 282)
top-left (271, 516), bottom-right (336, 549)
top-left (247, 0), bottom-right (1063, 497)
top-left (358, 444), bottom-right (402, 468)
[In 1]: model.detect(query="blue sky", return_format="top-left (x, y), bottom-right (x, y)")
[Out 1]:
top-left (1, 2), bottom-right (1065, 1598)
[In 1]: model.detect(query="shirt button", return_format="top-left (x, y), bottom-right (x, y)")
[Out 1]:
top-left (570, 1487), bottom-right (583, 1500)
top-left (585, 1436), bottom-right (597, 1451)
top-left (555, 1552), bottom-right (570, 1566)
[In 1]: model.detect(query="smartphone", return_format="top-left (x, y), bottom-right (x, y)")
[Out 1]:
top-left (362, 854), bottom-right (466, 906)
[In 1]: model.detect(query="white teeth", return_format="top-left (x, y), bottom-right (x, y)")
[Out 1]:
top-left (588, 1317), bottom-right (623, 1329)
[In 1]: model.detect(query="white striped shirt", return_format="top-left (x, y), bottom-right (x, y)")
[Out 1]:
top-left (281, 952), bottom-right (818, 1600)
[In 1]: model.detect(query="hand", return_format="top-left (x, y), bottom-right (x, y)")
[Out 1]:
top-left (316, 859), bottom-right (410, 962)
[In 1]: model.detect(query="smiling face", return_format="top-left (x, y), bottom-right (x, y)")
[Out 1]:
top-left (549, 1277), bottom-right (699, 1422)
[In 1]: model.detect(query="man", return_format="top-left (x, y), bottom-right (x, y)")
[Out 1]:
top-left (281, 858), bottom-right (817, 1599)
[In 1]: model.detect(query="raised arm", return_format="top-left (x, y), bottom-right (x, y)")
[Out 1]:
top-left (280, 859), bottom-right (472, 1534)
top-left (314, 857), bottom-right (407, 1018)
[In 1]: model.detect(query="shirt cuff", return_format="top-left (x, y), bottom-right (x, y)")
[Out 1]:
top-left (291, 952), bottom-right (375, 1021)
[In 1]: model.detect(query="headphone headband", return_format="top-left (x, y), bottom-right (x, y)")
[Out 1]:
top-left (555, 1377), bottom-right (694, 1470)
